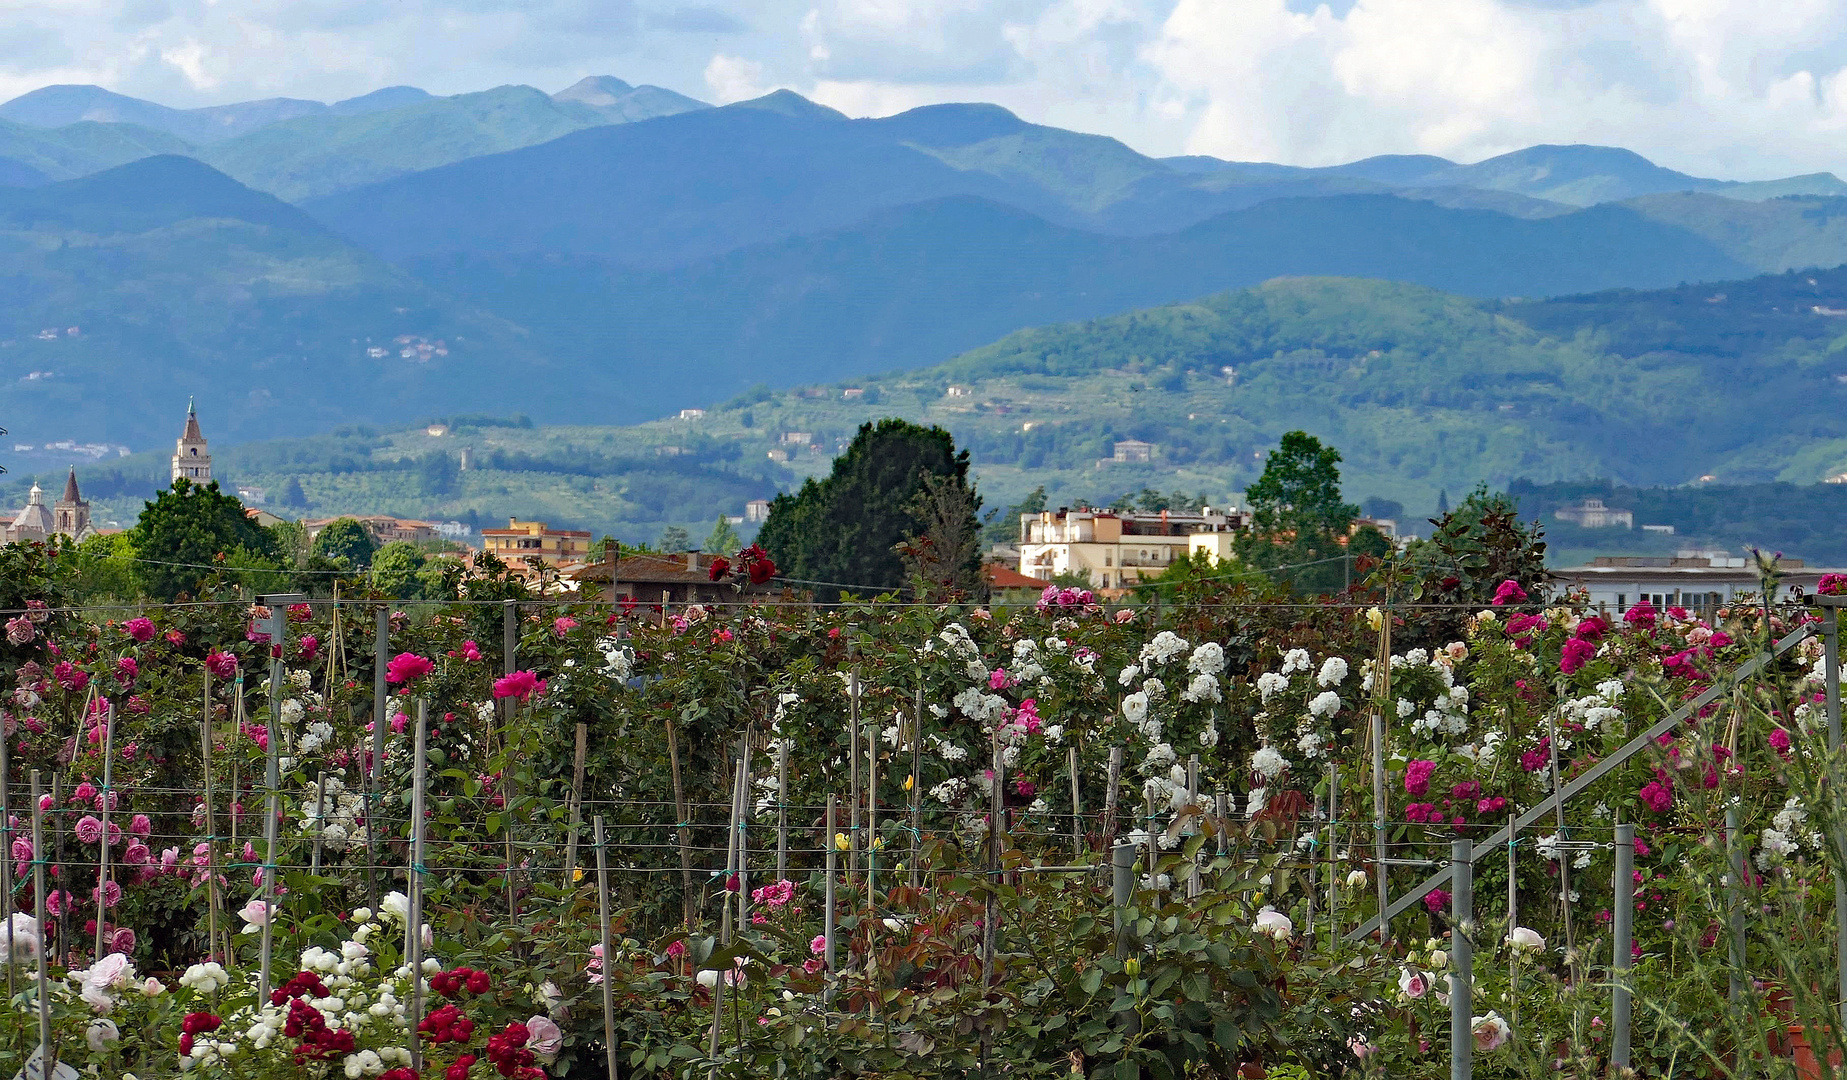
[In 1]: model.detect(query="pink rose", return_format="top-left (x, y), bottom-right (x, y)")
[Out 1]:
top-left (122, 618), bottom-right (155, 643)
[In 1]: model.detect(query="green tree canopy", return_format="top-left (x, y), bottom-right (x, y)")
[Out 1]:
top-left (311, 518), bottom-right (376, 568)
top-left (1235, 431), bottom-right (1358, 595)
top-left (372, 540), bottom-right (432, 599)
top-left (128, 478), bottom-right (278, 600)
top-left (703, 514), bottom-right (741, 555)
top-left (759, 418), bottom-right (977, 594)
top-left (657, 525), bottom-right (692, 553)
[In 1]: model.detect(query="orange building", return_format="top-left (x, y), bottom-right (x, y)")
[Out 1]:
top-left (480, 518), bottom-right (593, 571)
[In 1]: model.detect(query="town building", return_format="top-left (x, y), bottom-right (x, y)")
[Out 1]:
top-left (568, 550), bottom-right (773, 605)
top-left (1018, 507), bottom-right (1251, 590)
top-left (1553, 550), bottom-right (1847, 615)
top-left (52, 468), bottom-right (91, 540)
top-left (171, 399), bottom-right (212, 484)
top-left (481, 518), bottom-right (593, 573)
top-left (4, 468), bottom-right (94, 544)
top-left (1110, 440), bottom-right (1154, 464)
top-left (303, 516), bottom-right (440, 545)
top-left (745, 499), bottom-right (772, 523)
top-left (4, 483), bottom-right (53, 544)
top-left (1554, 497), bottom-right (1633, 529)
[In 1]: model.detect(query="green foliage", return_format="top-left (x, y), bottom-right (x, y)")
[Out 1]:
top-left (1397, 484), bottom-right (1550, 645)
top-left (126, 478), bottom-right (277, 600)
top-left (656, 525), bottom-right (692, 553)
top-left (58, 531), bottom-right (139, 603)
top-left (310, 518), bottom-right (376, 568)
top-left (758, 418), bottom-right (973, 595)
top-left (1236, 431), bottom-right (1359, 595)
top-left (371, 540), bottom-right (447, 600)
top-left (279, 476), bottom-right (307, 508)
top-left (701, 514), bottom-right (740, 555)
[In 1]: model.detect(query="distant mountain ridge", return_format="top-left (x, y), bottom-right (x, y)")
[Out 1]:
top-left (0, 83), bottom-right (434, 142)
top-left (1171, 144), bottom-right (1847, 206)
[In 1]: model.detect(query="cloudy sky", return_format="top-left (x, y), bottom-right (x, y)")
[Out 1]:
top-left (6, 0), bottom-right (1847, 178)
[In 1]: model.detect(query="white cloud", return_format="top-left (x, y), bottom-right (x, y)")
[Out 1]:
top-left (703, 53), bottom-right (771, 102)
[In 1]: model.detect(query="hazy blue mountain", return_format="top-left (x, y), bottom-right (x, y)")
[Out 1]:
top-left (0, 157), bottom-right (49, 187)
top-left (0, 157), bottom-right (545, 448)
top-left (1177, 145), bottom-right (1847, 207)
top-left (0, 83), bottom-right (435, 143)
top-left (0, 118), bottom-right (193, 182)
top-left (330, 87), bottom-right (434, 115)
top-left (404, 192), bottom-right (1754, 423)
top-left (197, 85), bottom-right (623, 201)
top-left (551, 76), bottom-right (708, 121)
top-left (304, 98), bottom-right (1055, 267)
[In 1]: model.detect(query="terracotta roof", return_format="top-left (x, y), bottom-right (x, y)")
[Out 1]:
top-left (984, 561), bottom-right (1043, 589)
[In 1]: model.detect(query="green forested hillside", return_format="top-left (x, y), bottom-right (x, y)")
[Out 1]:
top-left (22, 271), bottom-right (1847, 555)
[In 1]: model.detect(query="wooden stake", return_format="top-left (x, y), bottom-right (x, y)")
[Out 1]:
top-left (93, 702), bottom-right (114, 961)
top-left (368, 608), bottom-right (388, 912)
top-left (202, 666), bottom-right (222, 963)
top-left (408, 700), bottom-right (429, 1074)
top-left (909, 680), bottom-right (923, 890)
top-left (848, 657), bottom-right (861, 887)
top-left (564, 722), bottom-right (588, 888)
top-left (594, 816), bottom-right (618, 1080)
top-left (31, 771), bottom-right (50, 1069)
top-left (0, 692), bottom-right (11, 1003)
top-left (1068, 744), bottom-right (1082, 857)
top-left (666, 720), bottom-right (693, 927)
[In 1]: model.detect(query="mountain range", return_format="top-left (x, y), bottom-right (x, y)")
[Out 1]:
top-left (8, 77), bottom-right (1847, 467)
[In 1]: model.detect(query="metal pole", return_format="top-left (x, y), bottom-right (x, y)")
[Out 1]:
top-left (667, 721), bottom-right (693, 928)
top-left (93, 702), bottom-right (113, 961)
top-left (736, 741), bottom-right (751, 935)
top-left (1548, 701), bottom-right (1576, 978)
top-left (31, 772), bottom-right (51, 1070)
top-left (776, 735), bottom-right (789, 879)
top-left (202, 668), bottom-right (222, 962)
top-left (1326, 761), bottom-right (1339, 938)
top-left (1304, 791), bottom-right (1317, 943)
top-left (1450, 840), bottom-right (1473, 1080)
top-left (824, 796), bottom-right (838, 984)
top-left (1612, 822), bottom-right (1634, 1069)
top-left (1112, 840), bottom-right (1135, 958)
top-left (1185, 755), bottom-right (1201, 898)
top-left (848, 661), bottom-right (861, 887)
top-left (866, 717), bottom-right (877, 903)
top-left (310, 770), bottom-right (326, 876)
top-left (1104, 746), bottom-right (1123, 845)
top-left (369, 608), bottom-right (387, 912)
top-left (1372, 712), bottom-right (1389, 944)
top-left (911, 681), bottom-right (924, 887)
top-left (408, 700), bottom-right (428, 1073)
top-left (594, 817), bottom-right (618, 1080)
top-left (985, 736), bottom-right (1001, 985)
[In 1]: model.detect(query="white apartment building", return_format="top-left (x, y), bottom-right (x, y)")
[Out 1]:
top-left (1553, 550), bottom-right (1847, 614)
top-left (1018, 507), bottom-right (1251, 590)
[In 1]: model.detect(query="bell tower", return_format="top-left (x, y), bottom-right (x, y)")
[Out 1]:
top-left (172, 397), bottom-right (213, 484)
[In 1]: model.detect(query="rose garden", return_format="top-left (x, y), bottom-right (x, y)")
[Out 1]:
top-left (0, 529), bottom-right (1845, 1079)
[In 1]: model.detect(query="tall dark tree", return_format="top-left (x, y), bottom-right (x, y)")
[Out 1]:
top-left (280, 476), bottom-right (308, 509)
top-left (128, 478), bottom-right (278, 600)
top-left (759, 419), bottom-right (977, 594)
top-left (1235, 431), bottom-right (1359, 595)
top-left (895, 471), bottom-right (984, 600)
top-left (311, 518), bottom-right (376, 568)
